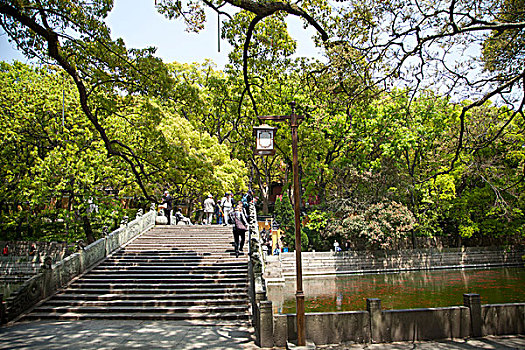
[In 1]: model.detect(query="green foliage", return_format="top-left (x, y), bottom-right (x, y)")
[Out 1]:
top-left (482, 0), bottom-right (525, 76)
top-left (0, 61), bottom-right (248, 242)
top-left (274, 195), bottom-right (295, 248)
top-left (304, 210), bottom-right (330, 250)
top-left (274, 195), bottom-right (309, 251)
top-left (1, 0), bottom-right (524, 251)
top-left (305, 210), bottom-right (330, 232)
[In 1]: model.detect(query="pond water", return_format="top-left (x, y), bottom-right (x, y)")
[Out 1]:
top-left (267, 267), bottom-right (525, 314)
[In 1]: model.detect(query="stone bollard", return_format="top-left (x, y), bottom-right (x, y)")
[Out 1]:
top-left (258, 300), bottom-right (274, 348)
top-left (464, 293), bottom-right (482, 337)
top-left (367, 298), bottom-right (382, 343)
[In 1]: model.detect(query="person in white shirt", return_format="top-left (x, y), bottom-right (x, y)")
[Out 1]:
top-left (220, 192), bottom-right (234, 226)
top-left (203, 194), bottom-right (215, 225)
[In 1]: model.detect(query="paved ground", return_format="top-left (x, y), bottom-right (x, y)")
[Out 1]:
top-left (316, 336), bottom-right (525, 350)
top-left (1, 320), bottom-right (524, 349)
top-left (0, 320), bottom-right (257, 349)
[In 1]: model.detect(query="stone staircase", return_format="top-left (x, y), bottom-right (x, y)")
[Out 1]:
top-left (23, 225), bottom-right (250, 324)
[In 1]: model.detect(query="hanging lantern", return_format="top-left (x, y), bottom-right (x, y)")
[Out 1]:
top-left (253, 124), bottom-right (277, 156)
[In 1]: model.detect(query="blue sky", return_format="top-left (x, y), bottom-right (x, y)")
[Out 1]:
top-left (0, 0), bottom-right (324, 69)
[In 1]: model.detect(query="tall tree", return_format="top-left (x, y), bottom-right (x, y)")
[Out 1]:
top-left (333, 0), bottom-right (524, 174)
top-left (0, 0), bottom-right (174, 200)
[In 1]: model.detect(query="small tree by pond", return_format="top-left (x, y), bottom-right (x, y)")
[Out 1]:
top-left (328, 201), bottom-right (416, 250)
top-left (274, 195), bottom-right (308, 251)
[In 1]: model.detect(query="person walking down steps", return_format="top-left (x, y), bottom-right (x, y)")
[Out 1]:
top-left (230, 202), bottom-right (249, 258)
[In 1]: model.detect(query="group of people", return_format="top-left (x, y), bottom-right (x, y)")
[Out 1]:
top-left (203, 191), bottom-right (243, 226)
top-left (204, 191), bottom-right (253, 257)
top-left (160, 191), bottom-right (192, 226)
top-left (160, 189), bottom-right (254, 257)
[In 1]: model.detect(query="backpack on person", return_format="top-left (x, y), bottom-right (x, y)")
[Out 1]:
top-left (232, 211), bottom-right (247, 231)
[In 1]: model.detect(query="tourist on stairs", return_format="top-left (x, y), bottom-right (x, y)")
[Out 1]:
top-left (161, 190), bottom-right (173, 225)
top-left (220, 192), bottom-right (234, 226)
top-left (230, 202), bottom-right (248, 258)
top-left (203, 194), bottom-right (215, 225)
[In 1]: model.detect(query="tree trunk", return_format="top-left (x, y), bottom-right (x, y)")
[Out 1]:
top-left (262, 185), bottom-right (269, 215)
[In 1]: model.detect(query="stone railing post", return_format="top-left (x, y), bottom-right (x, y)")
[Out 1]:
top-left (464, 293), bottom-right (482, 337)
top-left (367, 298), bottom-right (382, 343)
top-left (258, 300), bottom-right (274, 348)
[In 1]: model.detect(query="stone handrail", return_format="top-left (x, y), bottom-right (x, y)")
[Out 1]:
top-left (266, 247), bottom-right (525, 281)
top-left (4, 209), bottom-right (156, 323)
top-left (248, 201), bottom-right (266, 275)
top-left (247, 201), bottom-right (273, 347)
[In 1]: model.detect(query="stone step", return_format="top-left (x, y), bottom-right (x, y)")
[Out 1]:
top-left (90, 267), bottom-right (248, 273)
top-left (74, 277), bottom-right (248, 285)
top-left (61, 287), bottom-right (248, 295)
top-left (79, 274), bottom-right (248, 281)
top-left (118, 249), bottom-right (236, 254)
top-left (98, 261), bottom-right (247, 267)
top-left (103, 257), bottom-right (246, 264)
top-left (129, 235), bottom-right (233, 239)
top-left (32, 305), bottom-right (249, 315)
top-left (149, 225), bottom-right (232, 230)
top-left (109, 250), bottom-right (240, 255)
top-left (53, 293), bottom-right (248, 301)
top-left (121, 247), bottom-right (234, 252)
top-left (102, 260), bottom-right (246, 266)
top-left (114, 250), bottom-right (237, 255)
top-left (124, 242), bottom-right (234, 246)
top-left (143, 232), bottom-right (234, 237)
top-left (43, 299), bottom-right (249, 308)
top-left (24, 311), bottom-right (250, 322)
top-left (137, 235), bottom-right (234, 239)
top-left (113, 248), bottom-right (237, 254)
top-left (67, 282), bottom-right (248, 290)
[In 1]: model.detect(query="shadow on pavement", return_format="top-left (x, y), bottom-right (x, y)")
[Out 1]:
top-left (0, 319), bottom-right (257, 349)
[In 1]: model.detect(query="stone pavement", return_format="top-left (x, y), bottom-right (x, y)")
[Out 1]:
top-left (1, 320), bottom-right (524, 349)
top-left (316, 335), bottom-right (525, 350)
top-left (0, 320), bottom-right (258, 349)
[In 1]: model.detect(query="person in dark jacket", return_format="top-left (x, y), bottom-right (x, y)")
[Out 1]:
top-left (161, 191), bottom-right (173, 225)
top-left (230, 202), bottom-right (249, 257)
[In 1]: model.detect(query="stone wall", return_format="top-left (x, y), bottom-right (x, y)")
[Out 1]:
top-left (3, 210), bottom-right (156, 323)
top-left (482, 303), bottom-right (525, 335)
top-left (260, 294), bottom-right (524, 347)
top-left (265, 247), bottom-right (525, 281)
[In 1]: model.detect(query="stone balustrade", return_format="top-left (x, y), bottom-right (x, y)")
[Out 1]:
top-left (265, 247), bottom-right (525, 281)
top-left (3, 210), bottom-right (156, 323)
top-left (266, 293), bottom-right (525, 346)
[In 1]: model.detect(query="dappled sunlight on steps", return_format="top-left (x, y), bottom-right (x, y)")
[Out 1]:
top-left (23, 225), bottom-right (250, 325)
